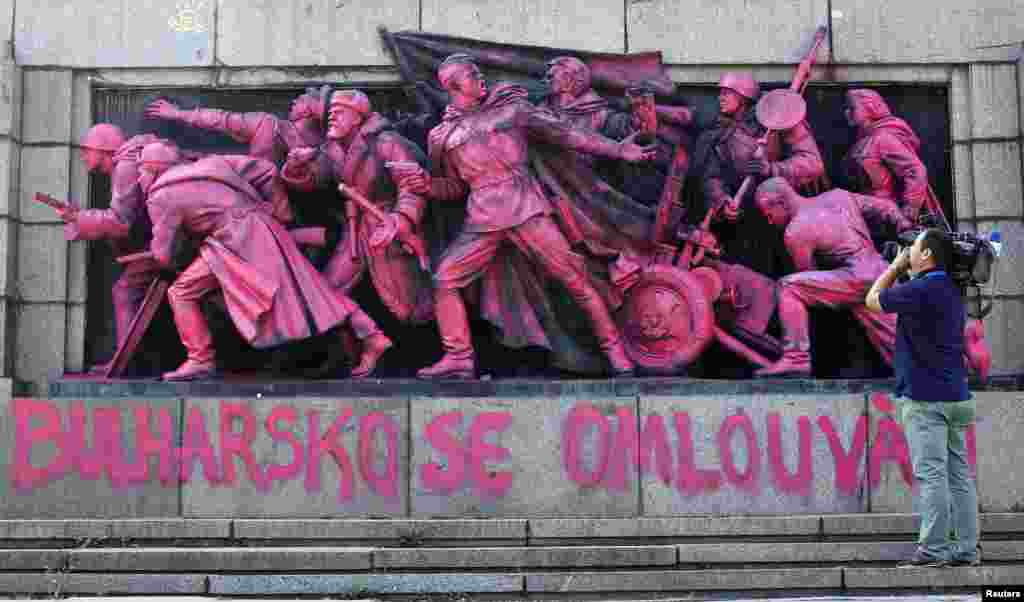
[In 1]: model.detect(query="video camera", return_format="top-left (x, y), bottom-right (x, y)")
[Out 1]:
top-left (881, 213), bottom-right (998, 290)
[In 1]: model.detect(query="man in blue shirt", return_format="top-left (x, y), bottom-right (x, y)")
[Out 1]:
top-left (866, 228), bottom-right (978, 568)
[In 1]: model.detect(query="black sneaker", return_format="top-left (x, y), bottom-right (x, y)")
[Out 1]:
top-left (898, 553), bottom-right (948, 568)
top-left (950, 545), bottom-right (983, 567)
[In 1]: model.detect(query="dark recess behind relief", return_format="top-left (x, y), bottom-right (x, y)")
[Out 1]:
top-left (86, 82), bottom-right (951, 379)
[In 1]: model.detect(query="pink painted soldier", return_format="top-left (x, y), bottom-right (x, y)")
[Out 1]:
top-left (138, 142), bottom-right (392, 381)
top-left (58, 124), bottom-right (174, 373)
top-left (753, 177), bottom-right (915, 377)
top-left (145, 87), bottom-right (327, 167)
top-left (406, 54), bottom-right (656, 379)
top-left (540, 57), bottom-right (647, 155)
top-left (843, 89), bottom-right (935, 223)
top-left (281, 90), bottom-right (432, 323)
top-left (703, 72), bottom-right (826, 276)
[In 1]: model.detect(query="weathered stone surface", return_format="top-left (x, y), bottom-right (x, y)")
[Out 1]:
top-left (831, 1), bottom-right (1024, 63)
top-left (15, 1), bottom-right (214, 67)
top-left (69, 547), bottom-right (373, 572)
top-left (234, 518), bottom-right (526, 541)
top-left (676, 541), bottom-right (915, 564)
top-left (0, 549), bottom-right (65, 570)
top-left (0, 519), bottom-right (108, 539)
top-left (970, 63), bottom-right (1021, 139)
top-left (0, 573), bottom-right (206, 594)
top-left (70, 72), bottom-right (92, 147)
top-left (971, 142), bottom-right (1022, 218)
top-left (0, 59), bottom-right (21, 138)
top-left (107, 519), bottom-right (229, 539)
top-left (526, 568), bottom-right (842, 592)
top-left (19, 145), bottom-right (70, 223)
top-left (0, 2), bottom-right (13, 50)
top-left (640, 394), bottom-right (867, 515)
top-left (217, 68), bottom-right (399, 88)
top-left (17, 223), bottom-right (67, 302)
top-left (217, 0), bottom-right (417, 67)
top-left (423, 0), bottom-right (624, 53)
top-left (950, 67), bottom-right (972, 143)
top-left (844, 565), bottom-right (1024, 587)
top-left (0, 397), bottom-right (182, 518)
top-left (973, 220), bottom-right (1024, 296)
top-left (21, 70), bottom-right (72, 144)
top-left (91, 68), bottom-right (216, 88)
top-left (0, 139), bottom-right (20, 218)
top-left (868, 392), bottom-right (916, 514)
top-left (67, 240), bottom-right (87, 303)
top-left (375, 545), bottom-right (676, 569)
top-left (47, 377), bottom-right (900, 399)
top-left (983, 513), bottom-right (1024, 533)
top-left (952, 142), bottom-right (974, 219)
top-left (68, 131), bottom-right (90, 203)
top-left (974, 392), bottom-right (1024, 512)
top-left (628, 0), bottom-right (829, 64)
top-left (181, 397), bottom-right (408, 518)
top-left (822, 512), bottom-right (917, 535)
top-left (984, 299), bottom-right (1024, 377)
top-left (210, 574), bottom-right (524, 595)
top-left (12, 302), bottom-right (65, 395)
top-left (0, 218), bottom-right (15, 296)
top-left (411, 396), bottom-right (640, 517)
top-left (64, 302), bottom-right (85, 373)
top-left (529, 515), bottom-right (819, 539)
top-left (0, 519), bottom-right (229, 539)
top-left (984, 541), bottom-right (1024, 560)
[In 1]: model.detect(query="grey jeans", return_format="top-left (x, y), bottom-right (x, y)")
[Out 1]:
top-left (898, 397), bottom-right (979, 561)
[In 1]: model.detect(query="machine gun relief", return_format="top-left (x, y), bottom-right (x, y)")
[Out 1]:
top-left (724, 25), bottom-right (829, 219)
top-left (677, 25), bottom-right (828, 270)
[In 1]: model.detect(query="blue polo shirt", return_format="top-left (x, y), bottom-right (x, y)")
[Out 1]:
top-left (879, 269), bottom-right (970, 402)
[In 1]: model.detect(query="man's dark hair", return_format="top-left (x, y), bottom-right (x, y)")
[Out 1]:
top-left (920, 228), bottom-right (952, 270)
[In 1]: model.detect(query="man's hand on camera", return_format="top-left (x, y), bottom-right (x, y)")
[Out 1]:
top-left (889, 246), bottom-right (911, 274)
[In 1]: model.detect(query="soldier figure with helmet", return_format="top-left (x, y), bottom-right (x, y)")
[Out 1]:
top-left (702, 72), bottom-right (826, 278)
top-left (59, 124), bottom-right (179, 373)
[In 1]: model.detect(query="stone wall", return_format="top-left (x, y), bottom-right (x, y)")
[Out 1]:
top-left (1, 0), bottom-right (1023, 392)
top-left (2, 389), bottom-right (1021, 518)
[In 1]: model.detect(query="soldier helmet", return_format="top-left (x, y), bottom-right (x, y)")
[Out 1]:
top-left (718, 72), bottom-right (760, 101)
top-left (80, 123), bottom-right (126, 153)
top-left (438, 53), bottom-right (478, 88)
top-left (330, 90), bottom-right (371, 117)
top-left (140, 141), bottom-right (181, 166)
top-left (846, 89), bottom-right (892, 121)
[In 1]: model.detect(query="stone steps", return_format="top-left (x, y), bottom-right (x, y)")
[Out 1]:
top-left (1, 514), bottom-right (1023, 595)
top-left (2, 567), bottom-right (1023, 596)
top-left (4, 513), bottom-right (1022, 542)
top-left (5, 541), bottom-right (1024, 571)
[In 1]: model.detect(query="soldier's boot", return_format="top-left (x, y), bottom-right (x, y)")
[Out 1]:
top-left (163, 359), bottom-right (218, 382)
top-left (345, 307), bottom-right (393, 379)
top-left (604, 341), bottom-right (636, 377)
top-left (417, 288), bottom-right (476, 380)
top-left (755, 285), bottom-right (812, 378)
top-left (163, 293), bottom-right (217, 382)
top-left (573, 282), bottom-right (635, 377)
top-left (754, 347), bottom-right (811, 378)
top-left (350, 333), bottom-right (392, 379)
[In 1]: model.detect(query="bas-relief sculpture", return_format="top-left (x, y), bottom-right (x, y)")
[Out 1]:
top-left (42, 27), bottom-right (994, 383)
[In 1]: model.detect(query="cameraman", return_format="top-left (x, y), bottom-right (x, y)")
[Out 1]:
top-left (866, 228), bottom-right (979, 568)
